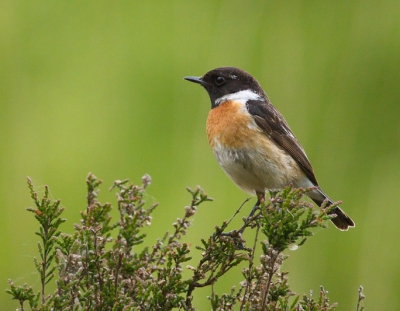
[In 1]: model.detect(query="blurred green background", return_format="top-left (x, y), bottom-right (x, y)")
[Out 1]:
top-left (1, 1), bottom-right (400, 309)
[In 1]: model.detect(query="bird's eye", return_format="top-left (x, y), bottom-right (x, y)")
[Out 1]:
top-left (215, 76), bottom-right (225, 85)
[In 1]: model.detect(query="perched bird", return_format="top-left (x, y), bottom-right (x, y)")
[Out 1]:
top-left (184, 67), bottom-right (354, 230)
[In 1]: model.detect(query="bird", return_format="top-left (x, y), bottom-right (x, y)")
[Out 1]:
top-left (184, 67), bottom-right (355, 231)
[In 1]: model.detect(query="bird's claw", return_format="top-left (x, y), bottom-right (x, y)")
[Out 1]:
top-left (213, 229), bottom-right (248, 250)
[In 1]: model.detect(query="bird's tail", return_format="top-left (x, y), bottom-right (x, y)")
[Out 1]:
top-left (328, 206), bottom-right (355, 231)
top-left (308, 188), bottom-right (355, 231)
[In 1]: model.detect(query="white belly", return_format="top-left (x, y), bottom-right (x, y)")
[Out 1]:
top-left (212, 139), bottom-right (303, 195)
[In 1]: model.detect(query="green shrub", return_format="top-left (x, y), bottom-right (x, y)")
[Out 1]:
top-left (6, 173), bottom-right (365, 311)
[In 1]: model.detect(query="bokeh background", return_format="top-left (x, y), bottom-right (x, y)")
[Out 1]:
top-left (1, 1), bottom-right (400, 309)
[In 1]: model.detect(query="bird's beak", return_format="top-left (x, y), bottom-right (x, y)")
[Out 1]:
top-left (184, 76), bottom-right (207, 86)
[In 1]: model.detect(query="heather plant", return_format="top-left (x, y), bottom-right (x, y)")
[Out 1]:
top-left (6, 173), bottom-right (365, 311)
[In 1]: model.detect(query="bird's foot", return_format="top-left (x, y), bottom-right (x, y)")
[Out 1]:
top-left (213, 229), bottom-right (248, 250)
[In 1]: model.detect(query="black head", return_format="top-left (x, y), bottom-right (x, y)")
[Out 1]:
top-left (184, 67), bottom-right (266, 108)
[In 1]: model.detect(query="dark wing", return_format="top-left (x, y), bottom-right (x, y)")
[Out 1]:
top-left (246, 100), bottom-right (318, 185)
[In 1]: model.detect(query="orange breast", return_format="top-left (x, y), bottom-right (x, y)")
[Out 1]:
top-left (206, 100), bottom-right (260, 149)
top-left (205, 100), bottom-right (305, 193)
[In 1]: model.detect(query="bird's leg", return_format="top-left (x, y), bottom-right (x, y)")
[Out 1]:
top-left (238, 191), bottom-right (265, 235)
top-left (216, 193), bottom-right (264, 250)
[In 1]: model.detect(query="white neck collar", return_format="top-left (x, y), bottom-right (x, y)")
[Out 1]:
top-left (215, 89), bottom-right (262, 105)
